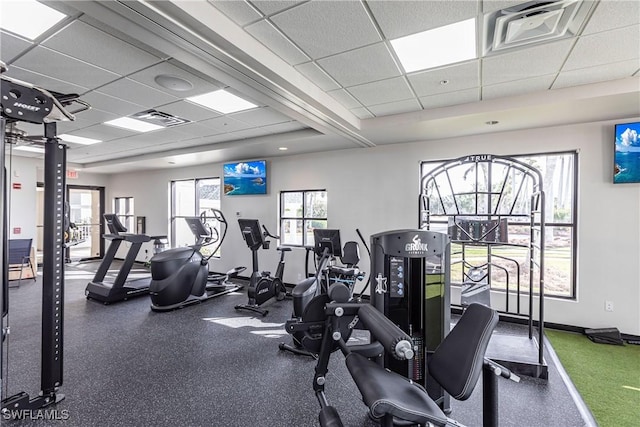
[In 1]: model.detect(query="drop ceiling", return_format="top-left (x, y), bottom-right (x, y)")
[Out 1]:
top-left (1, 0), bottom-right (639, 173)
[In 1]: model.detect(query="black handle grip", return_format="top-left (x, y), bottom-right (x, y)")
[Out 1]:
top-left (358, 305), bottom-right (414, 360)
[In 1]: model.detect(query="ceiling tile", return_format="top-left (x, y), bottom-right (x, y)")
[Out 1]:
top-left (0, 31), bottom-right (32, 63)
top-left (270, 1), bottom-right (381, 59)
top-left (96, 78), bottom-right (179, 109)
top-left (553, 59), bottom-right (640, 89)
top-left (327, 89), bottom-right (362, 110)
top-left (42, 21), bottom-right (161, 76)
top-left (72, 108), bottom-right (119, 127)
top-left (128, 61), bottom-right (222, 98)
top-left (419, 88), bottom-right (480, 109)
top-left (482, 39), bottom-right (574, 85)
top-left (172, 123), bottom-right (224, 138)
top-left (582, 1), bottom-right (640, 35)
top-left (156, 100), bottom-right (220, 123)
top-left (260, 121), bottom-right (307, 134)
top-left (198, 116), bottom-right (253, 133)
top-left (227, 127), bottom-right (273, 140)
top-left (71, 123), bottom-right (137, 141)
top-left (57, 118), bottom-right (93, 134)
top-left (347, 77), bottom-right (414, 106)
top-left (294, 62), bottom-right (340, 91)
top-left (563, 25), bottom-right (640, 71)
top-left (481, 1), bottom-right (523, 14)
top-left (178, 134), bottom-right (229, 148)
top-left (408, 61), bottom-right (479, 97)
top-left (483, 75), bottom-right (555, 100)
top-left (230, 107), bottom-right (292, 127)
top-left (368, 99), bottom-right (422, 117)
top-left (79, 91), bottom-right (146, 116)
top-left (105, 128), bottom-right (188, 146)
top-left (245, 20), bottom-right (309, 65)
top-left (350, 107), bottom-right (374, 119)
top-left (317, 43), bottom-right (401, 87)
top-left (368, 0), bottom-right (479, 40)
top-left (207, 0), bottom-right (263, 26)
top-left (12, 46), bottom-right (120, 89)
top-left (250, 1), bottom-right (305, 17)
top-left (3, 65), bottom-right (88, 95)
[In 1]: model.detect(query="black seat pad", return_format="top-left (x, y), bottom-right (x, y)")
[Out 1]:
top-left (328, 266), bottom-right (358, 276)
top-left (345, 352), bottom-right (447, 426)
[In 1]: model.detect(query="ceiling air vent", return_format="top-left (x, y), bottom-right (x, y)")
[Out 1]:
top-left (130, 109), bottom-right (191, 127)
top-left (483, 0), bottom-right (595, 55)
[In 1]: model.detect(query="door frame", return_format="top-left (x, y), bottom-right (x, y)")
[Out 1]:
top-left (65, 184), bottom-right (105, 261)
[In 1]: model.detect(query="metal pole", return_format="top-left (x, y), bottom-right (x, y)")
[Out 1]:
top-left (41, 122), bottom-right (65, 396)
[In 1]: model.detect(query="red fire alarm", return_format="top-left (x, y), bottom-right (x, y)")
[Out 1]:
top-left (13, 227), bottom-right (21, 234)
top-left (12, 182), bottom-right (21, 189)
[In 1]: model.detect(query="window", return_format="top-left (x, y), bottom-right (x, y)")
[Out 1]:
top-left (420, 151), bottom-right (577, 298)
top-left (171, 178), bottom-right (220, 253)
top-left (280, 190), bottom-right (327, 246)
top-left (114, 197), bottom-right (134, 233)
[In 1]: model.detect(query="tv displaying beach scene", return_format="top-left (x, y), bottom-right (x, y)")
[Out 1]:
top-left (614, 121), bottom-right (640, 184)
top-left (223, 160), bottom-right (267, 195)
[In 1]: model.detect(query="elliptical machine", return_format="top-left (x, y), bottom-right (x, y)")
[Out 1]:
top-left (235, 219), bottom-right (290, 316)
top-left (149, 209), bottom-right (245, 312)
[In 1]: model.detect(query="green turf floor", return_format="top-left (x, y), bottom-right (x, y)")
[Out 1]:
top-left (546, 330), bottom-right (640, 427)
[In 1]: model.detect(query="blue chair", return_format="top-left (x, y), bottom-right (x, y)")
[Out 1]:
top-left (8, 238), bottom-right (36, 287)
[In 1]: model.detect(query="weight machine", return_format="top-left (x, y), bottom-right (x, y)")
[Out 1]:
top-left (419, 154), bottom-right (547, 379)
top-left (1, 63), bottom-right (89, 412)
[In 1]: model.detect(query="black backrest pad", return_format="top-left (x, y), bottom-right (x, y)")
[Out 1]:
top-left (428, 303), bottom-right (498, 400)
top-left (340, 241), bottom-right (359, 266)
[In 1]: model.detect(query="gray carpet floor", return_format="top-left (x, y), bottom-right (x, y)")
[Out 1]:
top-left (2, 261), bottom-right (590, 426)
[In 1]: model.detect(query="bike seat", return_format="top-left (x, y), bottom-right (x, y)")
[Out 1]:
top-left (261, 271), bottom-right (271, 277)
top-left (277, 247), bottom-right (292, 252)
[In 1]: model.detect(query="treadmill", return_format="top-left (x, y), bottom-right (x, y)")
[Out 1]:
top-left (85, 214), bottom-right (152, 303)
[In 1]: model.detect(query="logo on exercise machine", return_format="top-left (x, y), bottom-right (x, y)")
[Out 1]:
top-left (462, 154), bottom-right (492, 163)
top-left (13, 102), bottom-right (40, 112)
top-left (405, 235), bottom-right (428, 254)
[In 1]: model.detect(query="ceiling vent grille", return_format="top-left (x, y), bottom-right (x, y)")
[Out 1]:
top-left (131, 109), bottom-right (191, 127)
top-left (483, 0), bottom-right (595, 55)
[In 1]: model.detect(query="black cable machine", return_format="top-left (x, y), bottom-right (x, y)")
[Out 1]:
top-left (85, 213), bottom-right (155, 304)
top-left (419, 154), bottom-right (547, 379)
top-left (369, 229), bottom-right (452, 411)
top-left (1, 64), bottom-right (89, 412)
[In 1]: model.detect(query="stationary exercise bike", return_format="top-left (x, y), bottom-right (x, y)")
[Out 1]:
top-left (149, 209), bottom-right (245, 312)
top-left (235, 219), bottom-right (290, 316)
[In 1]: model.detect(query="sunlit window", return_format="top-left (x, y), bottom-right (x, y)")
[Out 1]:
top-left (114, 197), bottom-right (134, 233)
top-left (171, 178), bottom-right (221, 256)
top-left (280, 190), bottom-right (327, 246)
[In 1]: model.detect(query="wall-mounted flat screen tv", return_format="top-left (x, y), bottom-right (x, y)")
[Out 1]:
top-left (614, 121), bottom-right (640, 184)
top-left (223, 160), bottom-right (267, 195)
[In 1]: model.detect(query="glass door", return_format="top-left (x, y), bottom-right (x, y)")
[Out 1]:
top-left (66, 186), bottom-right (104, 261)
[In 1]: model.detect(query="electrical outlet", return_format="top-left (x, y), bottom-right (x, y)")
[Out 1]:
top-left (605, 301), bottom-right (614, 312)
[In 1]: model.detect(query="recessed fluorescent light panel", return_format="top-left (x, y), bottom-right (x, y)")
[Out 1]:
top-left (187, 90), bottom-right (257, 114)
top-left (14, 145), bottom-right (45, 153)
top-left (59, 134), bottom-right (102, 145)
top-left (391, 18), bottom-right (477, 73)
top-left (0, 0), bottom-right (66, 40)
top-left (104, 117), bottom-right (163, 133)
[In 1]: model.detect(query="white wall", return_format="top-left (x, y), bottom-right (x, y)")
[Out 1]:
top-left (7, 156), bottom-right (39, 243)
top-left (104, 118), bottom-right (639, 335)
top-left (6, 154), bottom-right (109, 253)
